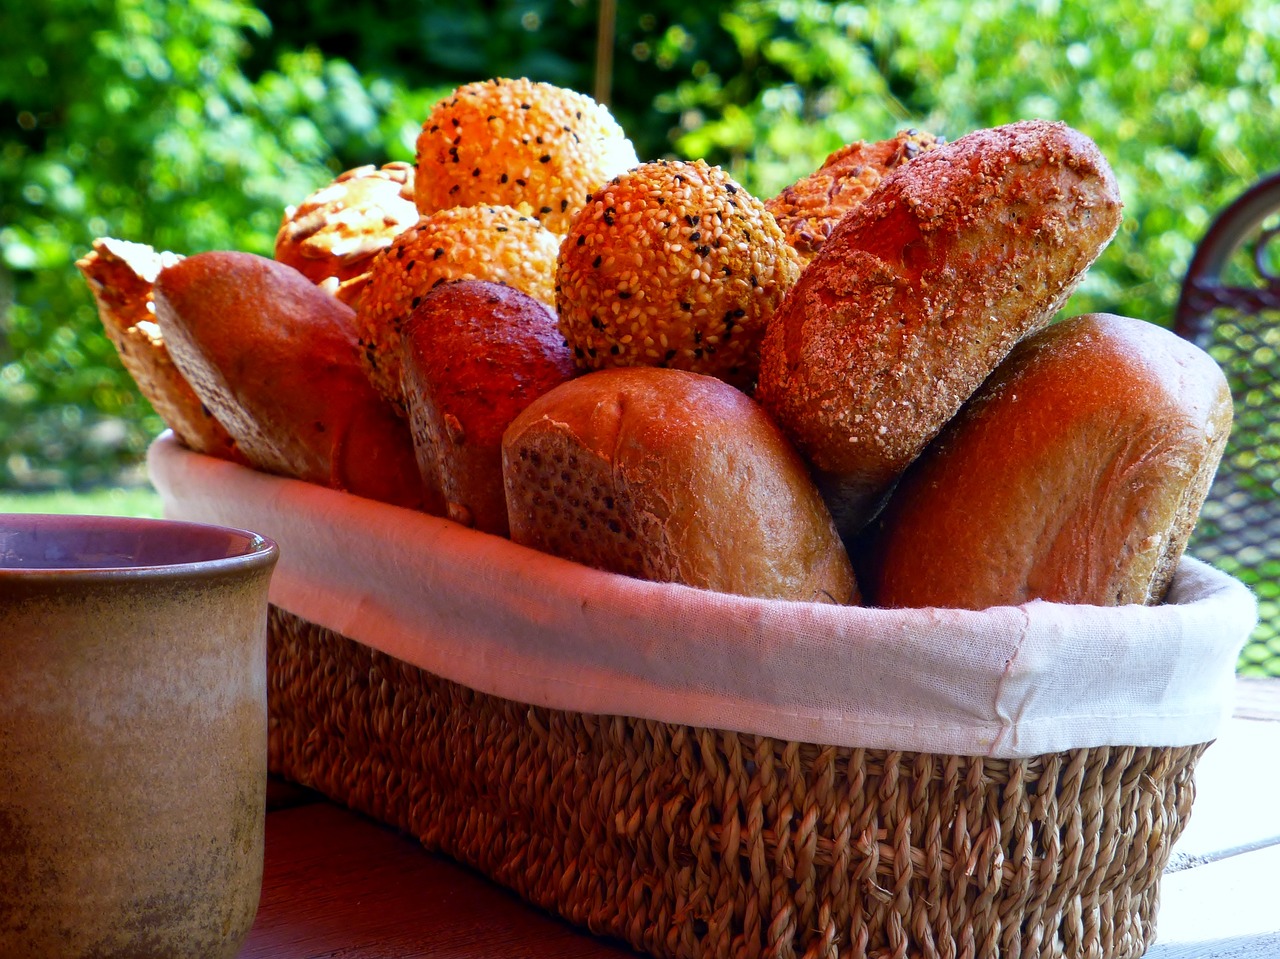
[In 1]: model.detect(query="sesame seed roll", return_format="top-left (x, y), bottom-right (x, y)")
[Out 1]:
top-left (415, 77), bottom-right (639, 237)
top-left (354, 204), bottom-right (560, 412)
top-left (554, 159), bottom-right (801, 392)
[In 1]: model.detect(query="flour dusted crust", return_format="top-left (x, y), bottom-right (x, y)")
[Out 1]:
top-left (502, 367), bottom-right (859, 603)
top-left (756, 119), bottom-right (1124, 537)
top-left (862, 313), bottom-right (1232, 609)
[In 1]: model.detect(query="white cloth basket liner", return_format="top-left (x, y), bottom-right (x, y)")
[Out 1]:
top-left (148, 433), bottom-right (1256, 759)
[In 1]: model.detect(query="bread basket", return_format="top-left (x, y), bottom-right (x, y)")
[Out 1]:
top-left (148, 433), bottom-right (1256, 959)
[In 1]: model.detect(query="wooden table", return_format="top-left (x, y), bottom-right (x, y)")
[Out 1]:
top-left (239, 679), bottom-right (1280, 959)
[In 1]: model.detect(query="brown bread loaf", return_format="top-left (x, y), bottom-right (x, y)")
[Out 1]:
top-left (76, 238), bottom-right (245, 463)
top-left (862, 313), bottom-right (1232, 610)
top-left (502, 367), bottom-right (859, 603)
top-left (757, 119), bottom-right (1124, 538)
top-left (401, 280), bottom-right (578, 536)
top-left (153, 251), bottom-right (430, 510)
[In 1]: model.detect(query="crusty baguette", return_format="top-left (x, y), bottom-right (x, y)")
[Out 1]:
top-left (757, 119), bottom-right (1123, 537)
top-left (153, 251), bottom-right (430, 510)
top-left (76, 238), bottom-right (244, 462)
top-left (861, 313), bottom-right (1232, 610)
top-left (401, 280), bottom-right (577, 535)
top-left (502, 367), bottom-right (859, 603)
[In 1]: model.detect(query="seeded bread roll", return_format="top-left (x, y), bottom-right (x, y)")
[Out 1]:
top-left (76, 238), bottom-right (245, 463)
top-left (356, 204), bottom-right (560, 414)
top-left (862, 313), bottom-right (1232, 610)
top-left (555, 159), bottom-right (801, 392)
top-left (415, 77), bottom-right (638, 236)
top-left (757, 120), bottom-right (1124, 537)
top-left (502, 367), bottom-right (859, 603)
top-left (401, 280), bottom-right (578, 536)
top-left (153, 252), bottom-right (430, 510)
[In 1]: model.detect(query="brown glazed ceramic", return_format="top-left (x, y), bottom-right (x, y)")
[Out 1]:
top-left (0, 514), bottom-right (278, 958)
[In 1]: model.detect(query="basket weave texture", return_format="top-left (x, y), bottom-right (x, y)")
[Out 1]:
top-left (268, 606), bottom-right (1207, 959)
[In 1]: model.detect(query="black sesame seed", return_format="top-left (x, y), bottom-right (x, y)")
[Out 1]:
top-left (412, 296), bottom-right (422, 308)
top-left (610, 344), bottom-right (621, 354)
top-left (577, 235), bottom-right (586, 246)
top-left (592, 255), bottom-right (602, 268)
top-left (516, 178), bottom-right (527, 186)
top-left (472, 168), bottom-right (480, 177)
top-left (726, 183), bottom-right (737, 193)
top-left (407, 260), bottom-right (416, 271)
top-left (560, 199), bottom-right (568, 211)
top-left (539, 154), bottom-right (551, 163)
top-left (618, 291), bottom-right (631, 299)
top-left (689, 231), bottom-right (701, 241)
top-left (540, 205), bottom-right (553, 214)
top-left (496, 226), bottom-right (509, 233)
top-left (521, 102), bottom-right (531, 110)
top-left (682, 302), bottom-right (692, 312)
top-left (696, 245), bottom-right (711, 256)
top-left (664, 349), bottom-right (677, 361)
top-left (434, 248), bottom-right (444, 259)
top-left (603, 207), bottom-right (615, 226)
top-left (500, 173), bottom-right (509, 184)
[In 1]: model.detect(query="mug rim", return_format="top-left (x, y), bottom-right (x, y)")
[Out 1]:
top-left (0, 513), bottom-right (279, 583)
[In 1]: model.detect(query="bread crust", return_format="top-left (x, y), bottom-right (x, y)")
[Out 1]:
top-left (765, 129), bottom-right (942, 264)
top-left (274, 162), bottom-right (418, 299)
top-left (76, 238), bottom-right (245, 463)
top-left (757, 119), bottom-right (1123, 535)
top-left (401, 280), bottom-right (577, 535)
top-left (153, 251), bottom-right (429, 510)
top-left (502, 367), bottom-right (859, 603)
top-left (862, 313), bottom-right (1232, 609)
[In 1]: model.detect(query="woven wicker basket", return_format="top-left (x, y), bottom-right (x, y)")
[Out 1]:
top-left (267, 605), bottom-right (1206, 959)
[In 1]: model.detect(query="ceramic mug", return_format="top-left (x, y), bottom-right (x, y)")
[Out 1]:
top-left (0, 513), bottom-right (278, 958)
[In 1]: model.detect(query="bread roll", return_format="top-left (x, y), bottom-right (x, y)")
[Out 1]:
top-left (757, 119), bottom-right (1123, 537)
top-left (414, 77), bottom-right (638, 236)
top-left (76, 238), bottom-right (244, 463)
top-left (502, 367), bottom-right (859, 603)
top-left (401, 280), bottom-right (577, 535)
top-left (274, 162), bottom-right (419, 306)
top-left (555, 159), bottom-right (801, 392)
top-left (765, 129), bottom-right (943, 264)
top-left (862, 313), bottom-right (1232, 610)
top-left (153, 251), bottom-right (430, 510)
top-left (355, 204), bottom-right (560, 414)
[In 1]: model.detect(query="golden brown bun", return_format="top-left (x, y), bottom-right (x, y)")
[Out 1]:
top-left (502, 367), bottom-right (859, 603)
top-left (766, 129), bottom-right (943, 264)
top-left (76, 238), bottom-right (245, 463)
top-left (153, 251), bottom-right (430, 510)
top-left (414, 78), bottom-right (638, 236)
top-left (401, 280), bottom-right (578, 535)
top-left (355, 204), bottom-right (560, 414)
top-left (555, 159), bottom-right (801, 392)
top-left (273, 162), bottom-right (418, 304)
top-left (757, 119), bottom-right (1123, 537)
top-left (861, 313), bottom-right (1232, 610)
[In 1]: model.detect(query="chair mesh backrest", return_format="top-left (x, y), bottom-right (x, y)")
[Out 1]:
top-left (1173, 171), bottom-right (1280, 676)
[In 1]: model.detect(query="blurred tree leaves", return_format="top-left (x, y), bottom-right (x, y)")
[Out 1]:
top-left (2, 0), bottom-right (1278, 488)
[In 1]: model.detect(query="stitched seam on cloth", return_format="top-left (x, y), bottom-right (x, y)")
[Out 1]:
top-left (988, 605), bottom-right (1033, 756)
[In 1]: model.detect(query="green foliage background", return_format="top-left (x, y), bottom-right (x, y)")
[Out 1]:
top-left (2, 0), bottom-right (1278, 489)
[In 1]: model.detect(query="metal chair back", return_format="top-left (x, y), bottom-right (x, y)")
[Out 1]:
top-left (1173, 171), bottom-right (1280, 674)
